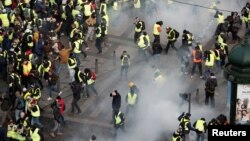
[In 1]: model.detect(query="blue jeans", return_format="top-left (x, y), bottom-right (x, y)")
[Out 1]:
top-left (138, 48), bottom-right (149, 62)
top-left (86, 83), bottom-right (98, 97)
top-left (31, 117), bottom-right (43, 128)
top-left (120, 66), bottom-right (129, 80)
top-left (15, 109), bottom-right (23, 122)
top-left (48, 84), bottom-right (60, 98)
top-left (196, 132), bottom-right (205, 141)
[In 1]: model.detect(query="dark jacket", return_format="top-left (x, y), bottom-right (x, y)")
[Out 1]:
top-left (48, 72), bottom-right (59, 86)
top-left (205, 75), bottom-right (218, 93)
top-left (52, 105), bottom-right (62, 123)
top-left (112, 91), bottom-right (121, 110)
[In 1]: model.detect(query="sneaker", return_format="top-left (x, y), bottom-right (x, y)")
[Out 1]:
top-left (190, 75), bottom-right (193, 79)
top-left (50, 132), bottom-right (56, 138)
top-left (58, 91), bottom-right (62, 96)
top-left (200, 76), bottom-right (204, 79)
top-left (77, 111), bottom-right (82, 114)
top-left (85, 47), bottom-right (90, 50)
top-left (56, 132), bottom-right (63, 136)
top-left (47, 97), bottom-right (52, 101)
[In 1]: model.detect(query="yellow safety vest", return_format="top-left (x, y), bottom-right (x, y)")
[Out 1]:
top-left (181, 118), bottom-right (190, 131)
top-left (217, 14), bottom-right (224, 24)
top-left (96, 27), bottom-right (102, 38)
top-left (138, 35), bottom-right (146, 48)
top-left (23, 61), bottom-right (32, 76)
top-left (115, 112), bottom-right (123, 125)
top-left (70, 28), bottom-right (77, 39)
top-left (172, 136), bottom-right (182, 141)
top-left (214, 49), bottom-right (220, 60)
top-left (135, 21), bottom-right (142, 32)
top-left (198, 44), bottom-right (203, 51)
top-left (102, 14), bottom-right (109, 27)
top-left (44, 61), bottom-right (51, 72)
top-left (77, 0), bottom-right (83, 5)
top-left (4, 0), bottom-right (12, 6)
top-left (0, 13), bottom-right (10, 27)
top-left (23, 91), bottom-right (31, 101)
top-left (32, 88), bottom-right (41, 100)
top-left (195, 119), bottom-right (205, 132)
top-left (87, 77), bottom-right (95, 85)
top-left (153, 24), bottom-right (160, 35)
top-left (205, 50), bottom-right (215, 67)
top-left (187, 34), bottom-right (193, 45)
top-left (68, 58), bottom-right (77, 69)
top-left (27, 34), bottom-right (34, 47)
top-left (73, 41), bottom-right (81, 54)
top-left (113, 1), bottom-right (118, 11)
top-left (134, 0), bottom-right (141, 9)
top-left (77, 70), bottom-right (83, 83)
top-left (84, 4), bottom-right (92, 16)
top-left (217, 34), bottom-right (224, 44)
top-left (72, 9), bottom-right (80, 19)
top-left (38, 64), bottom-right (44, 76)
top-left (31, 105), bottom-right (40, 117)
top-left (127, 93), bottom-right (137, 105)
top-left (167, 29), bottom-right (175, 41)
top-left (30, 128), bottom-right (41, 141)
top-left (100, 3), bottom-right (107, 14)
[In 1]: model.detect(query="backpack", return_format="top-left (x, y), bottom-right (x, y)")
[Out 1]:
top-left (91, 71), bottom-right (96, 80)
top-left (174, 30), bottom-right (179, 38)
top-left (195, 50), bottom-right (202, 60)
top-left (122, 55), bottom-right (130, 66)
top-left (206, 80), bottom-right (216, 92)
top-left (140, 21), bottom-right (145, 30)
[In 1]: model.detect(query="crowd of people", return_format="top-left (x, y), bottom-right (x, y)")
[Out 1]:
top-left (0, 0), bottom-right (249, 141)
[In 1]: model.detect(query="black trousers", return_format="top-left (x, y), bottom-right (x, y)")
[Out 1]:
top-left (71, 98), bottom-right (81, 113)
top-left (165, 40), bottom-right (177, 53)
top-left (191, 62), bottom-right (202, 76)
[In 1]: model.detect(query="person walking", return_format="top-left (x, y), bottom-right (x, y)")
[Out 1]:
top-left (190, 46), bottom-right (203, 79)
top-left (137, 31), bottom-right (150, 62)
top-left (193, 118), bottom-right (207, 141)
top-left (50, 101), bottom-right (63, 138)
top-left (120, 50), bottom-right (130, 81)
top-left (70, 81), bottom-right (82, 114)
top-left (114, 110), bottom-right (125, 136)
top-left (165, 26), bottom-right (179, 54)
top-left (47, 70), bottom-right (62, 101)
top-left (125, 88), bottom-right (138, 116)
top-left (178, 112), bottom-right (197, 141)
top-left (205, 73), bottom-right (217, 108)
top-left (110, 90), bottom-right (121, 124)
top-left (153, 21), bottom-right (163, 43)
top-left (83, 68), bottom-right (98, 98)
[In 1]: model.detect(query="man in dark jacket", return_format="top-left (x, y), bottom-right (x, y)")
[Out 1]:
top-left (205, 73), bottom-right (217, 108)
top-left (70, 81), bottom-right (82, 114)
top-left (50, 101), bottom-right (63, 137)
top-left (110, 90), bottom-right (121, 124)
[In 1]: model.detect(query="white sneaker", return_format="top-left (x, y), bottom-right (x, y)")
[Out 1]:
top-left (58, 91), bottom-right (62, 96)
top-left (47, 97), bottom-right (52, 101)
